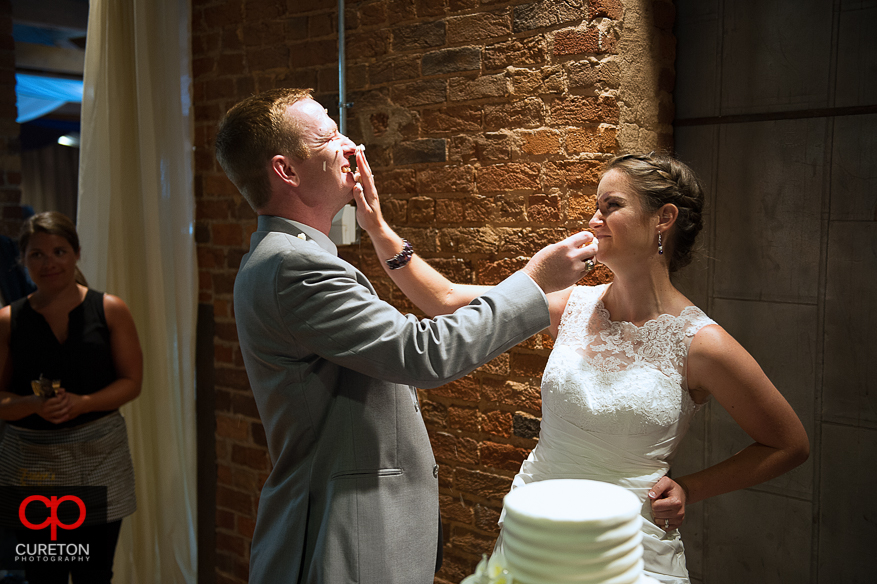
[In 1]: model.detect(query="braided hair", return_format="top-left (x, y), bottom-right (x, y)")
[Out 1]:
top-left (603, 153), bottom-right (705, 272)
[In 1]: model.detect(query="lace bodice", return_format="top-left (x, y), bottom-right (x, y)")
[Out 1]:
top-left (541, 285), bottom-right (716, 461)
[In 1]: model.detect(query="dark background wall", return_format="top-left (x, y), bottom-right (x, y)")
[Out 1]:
top-left (672, 1), bottom-right (876, 582)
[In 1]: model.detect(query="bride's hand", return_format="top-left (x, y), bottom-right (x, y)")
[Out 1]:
top-left (648, 475), bottom-right (687, 531)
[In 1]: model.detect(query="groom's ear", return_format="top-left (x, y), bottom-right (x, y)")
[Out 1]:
top-left (271, 155), bottom-right (300, 188)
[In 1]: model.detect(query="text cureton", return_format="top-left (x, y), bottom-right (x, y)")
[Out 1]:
top-left (15, 543), bottom-right (90, 556)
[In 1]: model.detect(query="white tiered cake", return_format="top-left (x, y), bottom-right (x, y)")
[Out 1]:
top-left (462, 479), bottom-right (659, 584)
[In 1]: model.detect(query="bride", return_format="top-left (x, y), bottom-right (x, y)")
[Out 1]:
top-left (352, 150), bottom-right (809, 583)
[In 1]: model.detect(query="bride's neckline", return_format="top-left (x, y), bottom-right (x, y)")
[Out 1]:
top-left (593, 284), bottom-right (700, 329)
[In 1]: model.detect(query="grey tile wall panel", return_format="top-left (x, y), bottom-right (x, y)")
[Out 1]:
top-left (835, 1), bottom-right (877, 108)
top-left (721, 0), bottom-right (833, 115)
top-left (823, 221), bottom-right (877, 427)
top-left (705, 489), bottom-right (812, 584)
top-left (830, 113), bottom-right (877, 221)
top-left (818, 423), bottom-right (876, 581)
top-left (713, 119), bottom-right (827, 304)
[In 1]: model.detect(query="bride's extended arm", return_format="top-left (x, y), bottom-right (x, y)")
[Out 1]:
top-left (673, 325), bottom-right (810, 505)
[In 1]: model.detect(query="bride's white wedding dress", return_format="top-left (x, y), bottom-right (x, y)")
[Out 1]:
top-left (497, 284), bottom-right (716, 584)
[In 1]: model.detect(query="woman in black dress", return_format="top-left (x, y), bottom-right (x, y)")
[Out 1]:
top-left (0, 212), bottom-right (142, 583)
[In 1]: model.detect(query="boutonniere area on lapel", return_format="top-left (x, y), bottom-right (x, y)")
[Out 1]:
top-left (296, 233), bottom-right (307, 241)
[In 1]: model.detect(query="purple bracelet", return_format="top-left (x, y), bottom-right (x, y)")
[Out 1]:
top-left (386, 239), bottom-right (413, 270)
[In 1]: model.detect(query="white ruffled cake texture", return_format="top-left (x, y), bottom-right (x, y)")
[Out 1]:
top-left (462, 479), bottom-right (660, 584)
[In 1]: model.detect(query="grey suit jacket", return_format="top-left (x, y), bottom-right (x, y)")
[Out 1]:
top-left (234, 215), bottom-right (549, 584)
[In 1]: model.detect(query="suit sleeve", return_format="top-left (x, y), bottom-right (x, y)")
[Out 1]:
top-left (273, 247), bottom-right (549, 389)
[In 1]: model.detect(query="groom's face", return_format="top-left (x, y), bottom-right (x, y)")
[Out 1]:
top-left (288, 99), bottom-right (358, 206)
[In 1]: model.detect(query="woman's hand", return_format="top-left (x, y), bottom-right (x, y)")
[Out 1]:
top-left (648, 475), bottom-right (687, 532)
top-left (352, 146), bottom-right (386, 236)
top-left (34, 388), bottom-right (74, 424)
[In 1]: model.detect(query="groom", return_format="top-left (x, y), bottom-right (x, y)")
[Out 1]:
top-left (215, 88), bottom-right (594, 584)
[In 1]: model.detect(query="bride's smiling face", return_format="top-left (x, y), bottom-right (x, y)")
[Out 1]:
top-left (588, 169), bottom-right (659, 268)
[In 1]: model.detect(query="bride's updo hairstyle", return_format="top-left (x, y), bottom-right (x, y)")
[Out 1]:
top-left (603, 153), bottom-right (705, 272)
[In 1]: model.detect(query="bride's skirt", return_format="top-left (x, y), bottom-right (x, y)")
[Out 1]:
top-left (496, 414), bottom-right (691, 583)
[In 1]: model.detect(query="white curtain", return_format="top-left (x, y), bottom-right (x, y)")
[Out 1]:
top-left (76, 0), bottom-right (197, 582)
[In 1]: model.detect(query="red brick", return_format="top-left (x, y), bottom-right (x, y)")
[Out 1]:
top-left (242, 21), bottom-right (283, 47)
top-left (390, 79), bottom-right (448, 107)
top-left (290, 39), bottom-right (338, 70)
top-left (408, 197), bottom-right (435, 223)
top-left (484, 98), bottom-right (545, 131)
top-left (480, 441), bottom-right (528, 471)
top-left (216, 414), bottom-right (250, 441)
top-left (480, 410), bottom-right (513, 438)
top-left (431, 432), bottom-right (479, 464)
top-left (519, 129), bottom-right (562, 156)
top-left (216, 485), bottom-right (254, 515)
top-left (232, 444), bottom-right (271, 471)
top-left (236, 515), bottom-right (257, 539)
top-left (248, 45), bottom-right (291, 71)
top-left (566, 125), bottom-right (618, 154)
top-left (430, 375), bottom-right (480, 400)
top-left (589, 0), bottom-right (623, 19)
top-left (550, 95), bottom-right (619, 126)
top-left (421, 106), bottom-right (483, 134)
top-left (375, 0), bottom-right (411, 22)
top-left (464, 196), bottom-right (495, 223)
top-left (569, 193), bottom-right (598, 222)
top-left (345, 31), bottom-right (390, 59)
top-left (455, 468), bottom-right (512, 500)
top-left (439, 494), bottom-right (475, 524)
top-left (553, 26), bottom-right (601, 56)
top-left (449, 526), bottom-right (496, 556)
top-left (215, 344), bottom-right (234, 364)
top-left (451, 133), bottom-right (515, 164)
top-left (446, 12), bottom-right (510, 44)
top-left (481, 378), bottom-right (542, 410)
top-left (528, 193), bottom-right (562, 222)
top-left (438, 227), bottom-right (501, 254)
top-left (216, 532), bottom-right (247, 556)
top-left (436, 198), bottom-right (465, 223)
top-left (359, 1), bottom-right (388, 26)
top-left (421, 398), bottom-right (449, 428)
top-left (484, 36), bottom-right (547, 70)
top-left (231, 392), bottom-right (261, 418)
top-left (510, 353), bottom-right (548, 378)
top-left (417, 166), bottom-right (477, 194)
top-left (509, 66), bottom-right (564, 96)
top-left (542, 160), bottom-right (603, 190)
top-left (475, 352), bottom-right (510, 376)
top-left (447, 405), bottom-right (479, 430)
top-left (477, 163), bottom-right (541, 192)
top-left (448, 74), bottom-right (508, 102)
top-left (473, 503), bottom-right (502, 532)
top-left (216, 507), bottom-right (235, 531)
top-left (197, 199), bottom-right (234, 221)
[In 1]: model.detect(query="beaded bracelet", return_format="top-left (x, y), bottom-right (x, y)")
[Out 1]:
top-left (386, 239), bottom-right (414, 270)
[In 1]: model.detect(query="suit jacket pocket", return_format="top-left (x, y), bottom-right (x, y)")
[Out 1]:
top-left (329, 468), bottom-right (403, 480)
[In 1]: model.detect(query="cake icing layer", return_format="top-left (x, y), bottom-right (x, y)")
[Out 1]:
top-left (501, 479), bottom-right (645, 584)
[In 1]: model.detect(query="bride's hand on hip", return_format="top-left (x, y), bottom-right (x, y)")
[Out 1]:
top-left (648, 475), bottom-right (687, 532)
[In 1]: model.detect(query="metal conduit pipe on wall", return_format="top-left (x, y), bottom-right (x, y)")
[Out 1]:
top-left (329, 0), bottom-right (358, 245)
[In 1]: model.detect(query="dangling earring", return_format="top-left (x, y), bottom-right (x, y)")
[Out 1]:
top-left (658, 232), bottom-right (664, 255)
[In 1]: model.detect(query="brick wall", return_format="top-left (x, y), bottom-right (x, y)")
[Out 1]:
top-left (0, 0), bottom-right (22, 238)
top-left (191, 1), bottom-right (675, 582)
